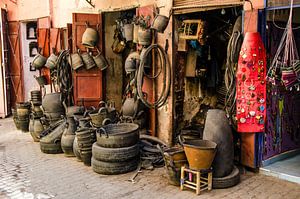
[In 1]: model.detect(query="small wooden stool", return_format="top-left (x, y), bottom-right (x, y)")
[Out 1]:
top-left (180, 166), bottom-right (212, 195)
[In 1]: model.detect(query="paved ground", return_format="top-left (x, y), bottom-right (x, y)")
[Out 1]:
top-left (0, 117), bottom-right (299, 199)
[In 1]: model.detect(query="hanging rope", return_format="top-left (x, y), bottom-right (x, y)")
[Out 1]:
top-left (136, 44), bottom-right (171, 109)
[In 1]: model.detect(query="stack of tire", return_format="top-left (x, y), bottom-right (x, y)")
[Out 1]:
top-left (203, 109), bottom-right (240, 189)
top-left (92, 123), bottom-right (140, 175)
top-left (40, 120), bottom-right (66, 154)
top-left (76, 127), bottom-right (96, 166)
top-left (16, 102), bottom-right (31, 132)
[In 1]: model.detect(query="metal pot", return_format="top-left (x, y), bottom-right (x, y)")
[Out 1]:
top-left (93, 48), bottom-right (109, 71)
top-left (82, 25), bottom-right (99, 48)
top-left (96, 123), bottom-right (139, 148)
top-left (45, 53), bottom-right (58, 70)
top-left (138, 28), bottom-right (151, 46)
top-left (32, 52), bottom-right (47, 69)
top-left (42, 93), bottom-right (64, 113)
top-left (151, 14), bottom-right (169, 33)
top-left (16, 102), bottom-right (31, 118)
top-left (125, 52), bottom-right (140, 74)
top-left (19, 119), bottom-right (29, 132)
top-left (123, 23), bottom-right (134, 41)
top-left (81, 51), bottom-right (96, 70)
top-left (69, 49), bottom-right (84, 70)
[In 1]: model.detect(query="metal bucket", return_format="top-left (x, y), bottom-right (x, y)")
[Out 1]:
top-left (125, 52), bottom-right (140, 74)
top-left (138, 28), bottom-right (151, 46)
top-left (45, 53), bottom-right (58, 70)
top-left (81, 51), bottom-right (96, 70)
top-left (123, 23), bottom-right (134, 41)
top-left (151, 14), bottom-right (169, 33)
top-left (34, 75), bottom-right (48, 87)
top-left (82, 26), bottom-right (99, 48)
top-left (32, 53), bottom-right (47, 69)
top-left (183, 139), bottom-right (217, 170)
top-left (69, 50), bottom-right (84, 70)
top-left (93, 49), bottom-right (109, 71)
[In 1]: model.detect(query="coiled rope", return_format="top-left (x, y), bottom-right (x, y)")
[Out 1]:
top-left (136, 44), bottom-right (171, 109)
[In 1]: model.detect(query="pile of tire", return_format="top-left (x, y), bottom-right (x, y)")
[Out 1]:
top-left (203, 109), bottom-right (240, 189)
top-left (92, 123), bottom-right (140, 175)
top-left (76, 127), bottom-right (96, 166)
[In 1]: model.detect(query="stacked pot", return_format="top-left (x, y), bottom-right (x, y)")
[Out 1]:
top-left (75, 127), bottom-right (96, 166)
top-left (29, 90), bottom-right (44, 142)
top-left (92, 123), bottom-right (140, 175)
top-left (16, 102), bottom-right (31, 132)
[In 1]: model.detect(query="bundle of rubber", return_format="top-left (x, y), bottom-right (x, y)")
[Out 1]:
top-left (203, 109), bottom-right (240, 188)
top-left (92, 124), bottom-right (140, 175)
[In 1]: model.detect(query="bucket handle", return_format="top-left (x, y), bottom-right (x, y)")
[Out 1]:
top-left (97, 127), bottom-right (109, 138)
top-left (102, 118), bottom-right (111, 126)
top-left (98, 107), bottom-right (108, 114)
top-left (98, 101), bottom-right (107, 108)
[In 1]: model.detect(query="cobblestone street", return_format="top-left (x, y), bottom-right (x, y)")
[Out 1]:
top-left (0, 117), bottom-right (299, 199)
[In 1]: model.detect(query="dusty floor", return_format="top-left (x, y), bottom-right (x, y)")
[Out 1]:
top-left (0, 117), bottom-right (300, 199)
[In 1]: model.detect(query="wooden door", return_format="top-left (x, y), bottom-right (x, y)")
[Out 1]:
top-left (72, 13), bottom-right (103, 107)
top-left (50, 28), bottom-right (63, 53)
top-left (0, 9), bottom-right (11, 117)
top-left (8, 21), bottom-right (24, 104)
top-left (37, 17), bottom-right (51, 86)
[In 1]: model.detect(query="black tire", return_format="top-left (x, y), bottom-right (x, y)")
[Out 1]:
top-left (91, 157), bottom-right (139, 175)
top-left (212, 165), bottom-right (240, 189)
top-left (92, 143), bottom-right (139, 162)
top-left (40, 142), bottom-right (63, 154)
top-left (203, 109), bottom-right (234, 178)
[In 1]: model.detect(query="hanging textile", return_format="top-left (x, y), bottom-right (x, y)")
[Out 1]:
top-left (236, 32), bottom-right (267, 133)
top-left (266, 0), bottom-right (300, 90)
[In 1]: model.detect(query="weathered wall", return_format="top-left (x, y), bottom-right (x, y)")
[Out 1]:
top-left (104, 12), bottom-right (123, 111)
top-left (1, 0), bottom-right (49, 21)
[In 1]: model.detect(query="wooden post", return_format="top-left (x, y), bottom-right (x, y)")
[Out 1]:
top-left (208, 172), bottom-right (212, 191)
top-left (196, 171), bottom-right (200, 195)
top-left (180, 166), bottom-right (185, 191)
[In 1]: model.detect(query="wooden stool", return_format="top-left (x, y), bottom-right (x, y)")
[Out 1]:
top-left (180, 166), bottom-right (212, 195)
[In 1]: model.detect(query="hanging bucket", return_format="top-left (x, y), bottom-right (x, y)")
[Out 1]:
top-left (183, 139), bottom-right (217, 170)
top-left (32, 53), bottom-right (47, 70)
top-left (133, 24), bottom-right (139, 44)
top-left (34, 75), bottom-right (48, 87)
top-left (45, 53), bottom-right (58, 70)
top-left (138, 28), bottom-right (151, 46)
top-left (123, 23), bottom-right (134, 42)
top-left (151, 14), bottom-right (170, 33)
top-left (69, 49), bottom-right (84, 70)
top-left (81, 51), bottom-right (96, 70)
top-left (93, 48), bottom-right (109, 71)
top-left (82, 23), bottom-right (99, 48)
top-left (125, 51), bottom-right (140, 74)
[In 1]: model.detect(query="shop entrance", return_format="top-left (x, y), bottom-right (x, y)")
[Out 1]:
top-left (260, 6), bottom-right (300, 184)
top-left (173, 6), bottom-right (243, 161)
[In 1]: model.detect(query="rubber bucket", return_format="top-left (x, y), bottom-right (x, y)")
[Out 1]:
top-left (183, 139), bottom-right (217, 170)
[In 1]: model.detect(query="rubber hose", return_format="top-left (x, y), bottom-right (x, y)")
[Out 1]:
top-left (136, 44), bottom-right (171, 109)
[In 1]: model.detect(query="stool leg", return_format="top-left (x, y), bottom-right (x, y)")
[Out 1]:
top-left (196, 172), bottom-right (200, 195)
top-left (208, 172), bottom-right (212, 191)
top-left (180, 166), bottom-right (184, 191)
